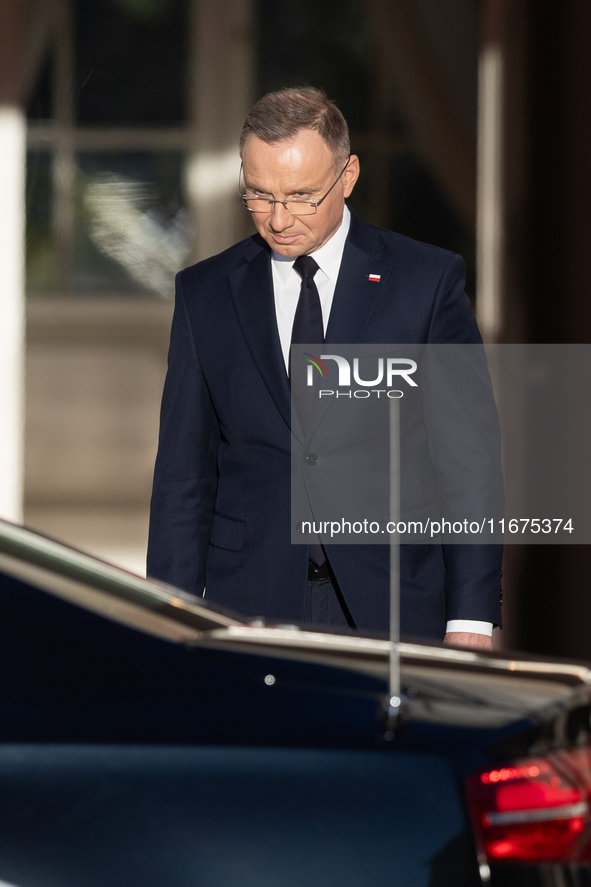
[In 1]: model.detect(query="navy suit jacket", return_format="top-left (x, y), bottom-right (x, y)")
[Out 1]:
top-left (147, 211), bottom-right (503, 638)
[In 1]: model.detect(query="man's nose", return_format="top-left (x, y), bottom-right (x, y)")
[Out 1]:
top-left (269, 201), bottom-right (294, 230)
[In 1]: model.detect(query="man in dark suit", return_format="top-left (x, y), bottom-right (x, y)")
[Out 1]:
top-left (147, 87), bottom-right (502, 648)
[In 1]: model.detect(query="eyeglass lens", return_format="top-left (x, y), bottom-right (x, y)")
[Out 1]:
top-left (243, 198), bottom-right (317, 215)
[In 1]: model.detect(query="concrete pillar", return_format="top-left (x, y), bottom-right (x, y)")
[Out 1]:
top-left (186, 0), bottom-right (255, 262)
top-left (0, 0), bottom-right (26, 522)
top-left (476, 0), bottom-right (506, 343)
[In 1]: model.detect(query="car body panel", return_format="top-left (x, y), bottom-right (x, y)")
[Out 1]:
top-left (0, 745), bottom-right (473, 887)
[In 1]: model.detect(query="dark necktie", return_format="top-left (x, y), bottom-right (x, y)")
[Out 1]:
top-left (290, 255), bottom-right (323, 430)
top-left (291, 255), bottom-right (323, 346)
top-left (290, 255), bottom-right (325, 568)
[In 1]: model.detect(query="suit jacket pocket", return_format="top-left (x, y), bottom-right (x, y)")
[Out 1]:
top-left (209, 512), bottom-right (245, 551)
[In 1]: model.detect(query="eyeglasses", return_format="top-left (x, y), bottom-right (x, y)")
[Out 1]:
top-left (240, 157), bottom-right (351, 216)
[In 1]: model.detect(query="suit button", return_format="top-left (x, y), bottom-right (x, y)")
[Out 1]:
top-left (306, 453), bottom-right (318, 465)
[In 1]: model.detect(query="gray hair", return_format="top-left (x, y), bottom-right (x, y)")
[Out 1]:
top-left (239, 87), bottom-right (350, 166)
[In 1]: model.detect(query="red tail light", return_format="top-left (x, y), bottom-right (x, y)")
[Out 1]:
top-left (466, 750), bottom-right (591, 864)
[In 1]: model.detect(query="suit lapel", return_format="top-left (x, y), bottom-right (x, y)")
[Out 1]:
top-left (308, 212), bottom-right (394, 438)
top-left (227, 216), bottom-right (395, 443)
top-left (227, 237), bottom-right (305, 442)
top-left (325, 212), bottom-right (392, 343)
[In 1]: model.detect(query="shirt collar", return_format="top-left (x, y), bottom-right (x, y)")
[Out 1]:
top-left (271, 205), bottom-right (351, 284)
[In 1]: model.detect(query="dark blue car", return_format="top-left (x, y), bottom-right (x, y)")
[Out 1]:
top-left (0, 518), bottom-right (590, 887)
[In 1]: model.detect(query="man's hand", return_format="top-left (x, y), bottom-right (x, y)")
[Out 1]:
top-left (444, 632), bottom-right (494, 651)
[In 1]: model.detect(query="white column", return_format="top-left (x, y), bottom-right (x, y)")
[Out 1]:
top-left (476, 41), bottom-right (505, 342)
top-left (186, 0), bottom-right (255, 262)
top-left (0, 105), bottom-right (26, 522)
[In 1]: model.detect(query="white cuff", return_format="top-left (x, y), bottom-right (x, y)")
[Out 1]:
top-left (445, 620), bottom-right (493, 637)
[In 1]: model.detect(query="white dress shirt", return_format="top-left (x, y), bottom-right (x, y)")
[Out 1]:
top-left (271, 205), bottom-right (493, 638)
top-left (272, 205), bottom-right (352, 367)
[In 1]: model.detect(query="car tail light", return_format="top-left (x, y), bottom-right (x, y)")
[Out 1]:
top-left (466, 750), bottom-right (591, 864)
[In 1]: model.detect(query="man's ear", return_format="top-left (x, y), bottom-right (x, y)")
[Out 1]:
top-left (343, 155), bottom-right (360, 198)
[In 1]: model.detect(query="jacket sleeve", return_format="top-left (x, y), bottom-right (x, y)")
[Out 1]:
top-left (425, 253), bottom-right (503, 626)
top-left (147, 271), bottom-right (220, 595)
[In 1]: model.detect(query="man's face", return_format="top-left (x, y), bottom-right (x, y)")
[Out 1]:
top-left (241, 129), bottom-right (359, 257)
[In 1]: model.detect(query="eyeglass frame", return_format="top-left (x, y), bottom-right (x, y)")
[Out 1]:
top-left (239, 155), bottom-right (351, 215)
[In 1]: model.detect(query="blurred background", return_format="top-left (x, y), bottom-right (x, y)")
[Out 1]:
top-left (0, 0), bottom-right (590, 659)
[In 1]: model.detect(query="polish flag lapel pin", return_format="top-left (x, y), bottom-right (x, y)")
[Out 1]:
top-left (368, 273), bottom-right (381, 282)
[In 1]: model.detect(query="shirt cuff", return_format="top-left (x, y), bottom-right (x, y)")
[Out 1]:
top-left (445, 620), bottom-right (493, 637)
